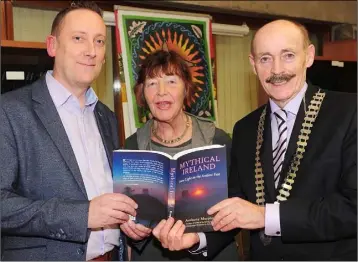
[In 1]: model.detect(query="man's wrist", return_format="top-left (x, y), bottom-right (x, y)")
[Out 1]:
top-left (188, 233), bottom-right (200, 250)
top-left (194, 233), bottom-right (200, 245)
top-left (188, 232), bottom-right (207, 256)
top-left (258, 206), bottom-right (266, 228)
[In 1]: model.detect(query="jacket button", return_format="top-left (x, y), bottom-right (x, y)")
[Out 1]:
top-left (77, 248), bottom-right (84, 255)
top-left (280, 257), bottom-right (284, 260)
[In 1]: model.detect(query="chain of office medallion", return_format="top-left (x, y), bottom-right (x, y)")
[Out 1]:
top-left (254, 90), bottom-right (326, 206)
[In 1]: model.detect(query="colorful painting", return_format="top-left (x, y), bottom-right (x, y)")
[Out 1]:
top-left (115, 8), bottom-right (216, 135)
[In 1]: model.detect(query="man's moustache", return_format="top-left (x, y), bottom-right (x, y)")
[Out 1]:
top-left (265, 73), bottom-right (296, 84)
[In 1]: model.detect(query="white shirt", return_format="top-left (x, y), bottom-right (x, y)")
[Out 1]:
top-left (46, 71), bottom-right (120, 260)
top-left (265, 83), bottom-right (308, 236)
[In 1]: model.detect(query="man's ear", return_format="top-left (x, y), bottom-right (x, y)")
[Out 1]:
top-left (305, 44), bottom-right (315, 68)
top-left (46, 35), bottom-right (57, 57)
top-left (249, 54), bottom-right (258, 75)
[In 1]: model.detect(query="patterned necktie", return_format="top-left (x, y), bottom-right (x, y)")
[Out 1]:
top-left (273, 109), bottom-right (288, 188)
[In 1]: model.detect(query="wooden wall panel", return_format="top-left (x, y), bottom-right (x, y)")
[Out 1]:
top-left (5, 0), bottom-right (14, 40)
top-left (1, 1), bottom-right (14, 40)
top-left (323, 40), bottom-right (357, 62)
top-left (1, 2), bottom-right (6, 40)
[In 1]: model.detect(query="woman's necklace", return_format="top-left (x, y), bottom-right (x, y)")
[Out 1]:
top-left (151, 114), bottom-right (190, 144)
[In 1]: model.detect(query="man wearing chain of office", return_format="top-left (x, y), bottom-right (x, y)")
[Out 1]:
top-left (150, 19), bottom-right (357, 261)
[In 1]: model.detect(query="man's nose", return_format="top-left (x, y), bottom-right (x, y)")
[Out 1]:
top-left (84, 41), bottom-right (96, 58)
top-left (271, 58), bottom-right (283, 74)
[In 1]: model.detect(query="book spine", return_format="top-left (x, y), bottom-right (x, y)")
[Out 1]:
top-left (167, 159), bottom-right (176, 218)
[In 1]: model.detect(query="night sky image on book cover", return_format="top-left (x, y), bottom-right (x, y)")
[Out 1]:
top-left (113, 145), bottom-right (228, 232)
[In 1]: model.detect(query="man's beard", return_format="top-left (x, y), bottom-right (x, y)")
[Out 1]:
top-left (265, 73), bottom-right (296, 84)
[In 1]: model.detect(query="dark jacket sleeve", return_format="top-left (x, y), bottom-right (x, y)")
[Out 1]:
top-left (205, 128), bottom-right (239, 260)
top-left (280, 103), bottom-right (357, 242)
top-left (0, 102), bottom-right (90, 243)
top-left (109, 110), bottom-right (120, 150)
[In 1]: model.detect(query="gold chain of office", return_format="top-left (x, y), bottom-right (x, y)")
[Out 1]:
top-left (254, 90), bottom-right (326, 205)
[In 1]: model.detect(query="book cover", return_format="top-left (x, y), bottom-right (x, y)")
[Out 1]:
top-left (113, 145), bottom-right (227, 233)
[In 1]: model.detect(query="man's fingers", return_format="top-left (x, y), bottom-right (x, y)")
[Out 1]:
top-left (220, 222), bottom-right (237, 232)
top-left (110, 193), bottom-right (138, 209)
top-left (207, 198), bottom-right (233, 215)
top-left (110, 198), bottom-right (137, 217)
top-left (211, 205), bottom-right (232, 227)
top-left (109, 209), bottom-right (129, 223)
top-left (88, 194), bottom-right (137, 228)
top-left (213, 212), bottom-right (236, 231)
top-left (106, 216), bottom-right (127, 226)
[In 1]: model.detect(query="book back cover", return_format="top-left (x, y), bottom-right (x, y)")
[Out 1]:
top-left (113, 150), bottom-right (170, 228)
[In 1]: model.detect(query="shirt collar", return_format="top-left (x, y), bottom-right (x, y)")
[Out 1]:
top-left (269, 82), bottom-right (308, 116)
top-left (45, 70), bottom-right (98, 110)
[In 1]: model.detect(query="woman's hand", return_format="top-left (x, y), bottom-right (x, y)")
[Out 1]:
top-left (152, 217), bottom-right (199, 251)
top-left (120, 220), bottom-right (152, 241)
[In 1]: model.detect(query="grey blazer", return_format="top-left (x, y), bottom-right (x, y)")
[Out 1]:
top-left (0, 78), bottom-right (119, 260)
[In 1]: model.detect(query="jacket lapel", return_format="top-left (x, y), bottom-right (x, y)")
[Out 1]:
top-left (261, 105), bottom-right (276, 201)
top-left (32, 78), bottom-right (88, 198)
top-left (94, 105), bottom-right (114, 171)
top-left (278, 84), bottom-right (319, 187)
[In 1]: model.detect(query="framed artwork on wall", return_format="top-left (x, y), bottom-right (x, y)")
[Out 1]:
top-left (115, 6), bottom-right (216, 137)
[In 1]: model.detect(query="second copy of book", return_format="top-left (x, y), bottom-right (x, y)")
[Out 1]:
top-left (113, 144), bottom-right (228, 233)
